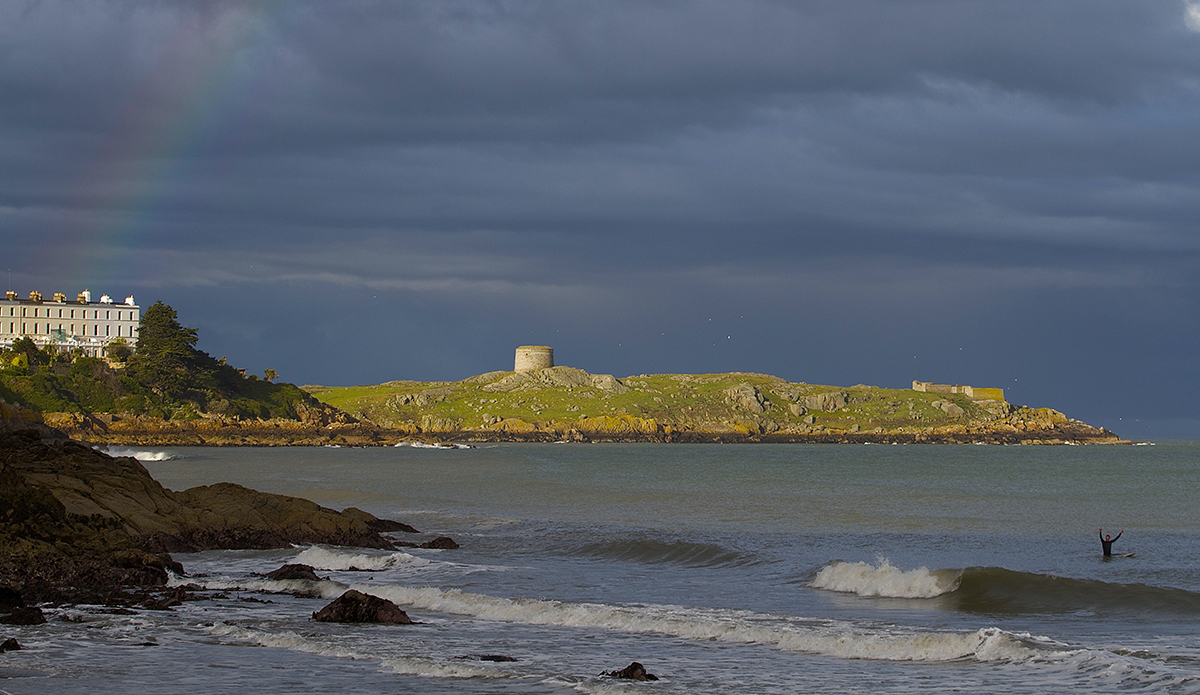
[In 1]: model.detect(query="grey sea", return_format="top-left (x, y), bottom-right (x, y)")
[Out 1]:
top-left (5, 441), bottom-right (1200, 694)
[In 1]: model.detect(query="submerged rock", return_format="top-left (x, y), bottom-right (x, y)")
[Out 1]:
top-left (455, 654), bottom-right (517, 662)
top-left (1, 638), bottom-right (22, 652)
top-left (313, 590), bottom-right (412, 624)
top-left (602, 662), bottom-right (659, 681)
top-left (421, 536), bottom-right (459, 550)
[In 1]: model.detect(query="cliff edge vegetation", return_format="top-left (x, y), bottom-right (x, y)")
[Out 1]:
top-left (305, 366), bottom-right (1121, 444)
top-left (0, 302), bottom-right (356, 442)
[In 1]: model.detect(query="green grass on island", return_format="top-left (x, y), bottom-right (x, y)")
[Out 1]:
top-left (303, 366), bottom-right (1082, 438)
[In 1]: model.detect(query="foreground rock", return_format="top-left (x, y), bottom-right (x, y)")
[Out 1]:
top-left (312, 590), bottom-right (412, 624)
top-left (602, 662), bottom-right (659, 681)
top-left (0, 425), bottom-right (406, 603)
top-left (265, 564), bottom-right (324, 581)
top-left (0, 607), bottom-right (45, 625)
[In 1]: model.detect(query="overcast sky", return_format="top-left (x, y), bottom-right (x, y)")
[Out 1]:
top-left (3, 0), bottom-right (1199, 438)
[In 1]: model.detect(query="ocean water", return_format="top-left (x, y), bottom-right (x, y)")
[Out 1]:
top-left (4, 441), bottom-right (1199, 694)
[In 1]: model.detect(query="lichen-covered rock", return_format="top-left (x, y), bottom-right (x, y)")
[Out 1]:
top-left (932, 400), bottom-right (966, 417)
top-left (726, 384), bottom-right (766, 413)
top-left (313, 590), bottom-right (412, 624)
top-left (801, 391), bottom-right (847, 412)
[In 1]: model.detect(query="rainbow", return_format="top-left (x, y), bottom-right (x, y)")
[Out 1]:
top-left (41, 1), bottom-right (292, 287)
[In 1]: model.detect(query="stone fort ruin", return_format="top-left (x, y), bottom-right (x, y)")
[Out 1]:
top-left (514, 346), bottom-right (554, 372)
top-left (912, 380), bottom-right (1005, 401)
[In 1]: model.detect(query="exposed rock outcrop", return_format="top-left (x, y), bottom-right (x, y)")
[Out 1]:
top-left (726, 384), bottom-right (766, 413)
top-left (312, 590), bottom-right (412, 624)
top-left (0, 426), bottom-right (406, 602)
top-left (264, 564), bottom-right (323, 581)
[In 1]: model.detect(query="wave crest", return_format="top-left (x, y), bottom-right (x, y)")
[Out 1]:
top-left (809, 561), bottom-right (1200, 616)
top-left (293, 546), bottom-right (428, 571)
top-left (809, 559), bottom-right (950, 599)
top-left (104, 447), bottom-right (175, 461)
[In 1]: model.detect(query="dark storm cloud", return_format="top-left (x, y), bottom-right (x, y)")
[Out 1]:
top-left (2, 0), bottom-right (1199, 435)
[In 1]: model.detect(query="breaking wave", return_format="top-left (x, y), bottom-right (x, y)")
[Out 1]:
top-left (104, 447), bottom-right (175, 461)
top-left (810, 559), bottom-right (945, 598)
top-left (292, 546), bottom-right (430, 572)
top-left (810, 560), bottom-right (1200, 615)
top-left (207, 623), bottom-right (500, 679)
top-left (345, 583), bottom-right (1039, 663)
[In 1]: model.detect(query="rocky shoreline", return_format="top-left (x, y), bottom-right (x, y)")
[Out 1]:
top-left (46, 418), bottom-right (1125, 447)
top-left (0, 422), bottom-right (435, 609)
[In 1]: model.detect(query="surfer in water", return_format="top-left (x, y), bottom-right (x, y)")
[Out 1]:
top-left (1100, 528), bottom-right (1123, 556)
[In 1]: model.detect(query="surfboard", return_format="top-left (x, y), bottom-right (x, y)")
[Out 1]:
top-left (1123, 552), bottom-right (1135, 558)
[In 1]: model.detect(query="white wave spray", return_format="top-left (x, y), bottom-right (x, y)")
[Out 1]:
top-left (809, 559), bottom-right (951, 599)
top-left (103, 447), bottom-right (175, 461)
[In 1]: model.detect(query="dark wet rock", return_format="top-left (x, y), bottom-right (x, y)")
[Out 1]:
top-left (0, 607), bottom-right (45, 626)
top-left (455, 654), bottom-right (517, 662)
top-left (0, 425), bottom-right (405, 604)
top-left (0, 638), bottom-right (21, 652)
top-left (421, 536), bottom-right (459, 550)
top-left (313, 589), bottom-right (412, 624)
top-left (143, 586), bottom-right (189, 611)
top-left (265, 564), bottom-right (323, 581)
top-left (341, 507), bottom-right (419, 534)
top-left (602, 662), bottom-right (659, 681)
top-left (0, 588), bottom-right (23, 612)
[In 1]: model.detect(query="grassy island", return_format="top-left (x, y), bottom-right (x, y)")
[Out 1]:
top-left (305, 366), bottom-right (1121, 445)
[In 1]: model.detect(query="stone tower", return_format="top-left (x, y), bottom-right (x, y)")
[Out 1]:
top-left (514, 345), bottom-right (554, 372)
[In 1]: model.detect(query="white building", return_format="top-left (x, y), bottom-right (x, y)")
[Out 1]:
top-left (0, 289), bottom-right (140, 357)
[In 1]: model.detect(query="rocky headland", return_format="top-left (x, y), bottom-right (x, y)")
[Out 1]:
top-left (0, 402), bottom-right (423, 607)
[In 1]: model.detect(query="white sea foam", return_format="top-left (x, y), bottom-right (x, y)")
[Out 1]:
top-left (207, 623), bottom-right (498, 678)
top-left (349, 583), bottom-right (1034, 663)
top-left (169, 573), bottom-right (347, 596)
top-left (103, 447), bottom-right (175, 461)
top-left (178, 571), bottom-right (1028, 663)
top-left (292, 546), bottom-right (430, 571)
top-left (809, 559), bottom-right (950, 599)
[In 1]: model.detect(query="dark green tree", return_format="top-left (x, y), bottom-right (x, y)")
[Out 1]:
top-left (105, 338), bottom-right (133, 363)
top-left (5, 337), bottom-right (43, 370)
top-left (128, 301), bottom-right (201, 397)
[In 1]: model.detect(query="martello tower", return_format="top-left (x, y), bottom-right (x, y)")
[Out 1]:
top-left (514, 345), bottom-right (554, 371)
